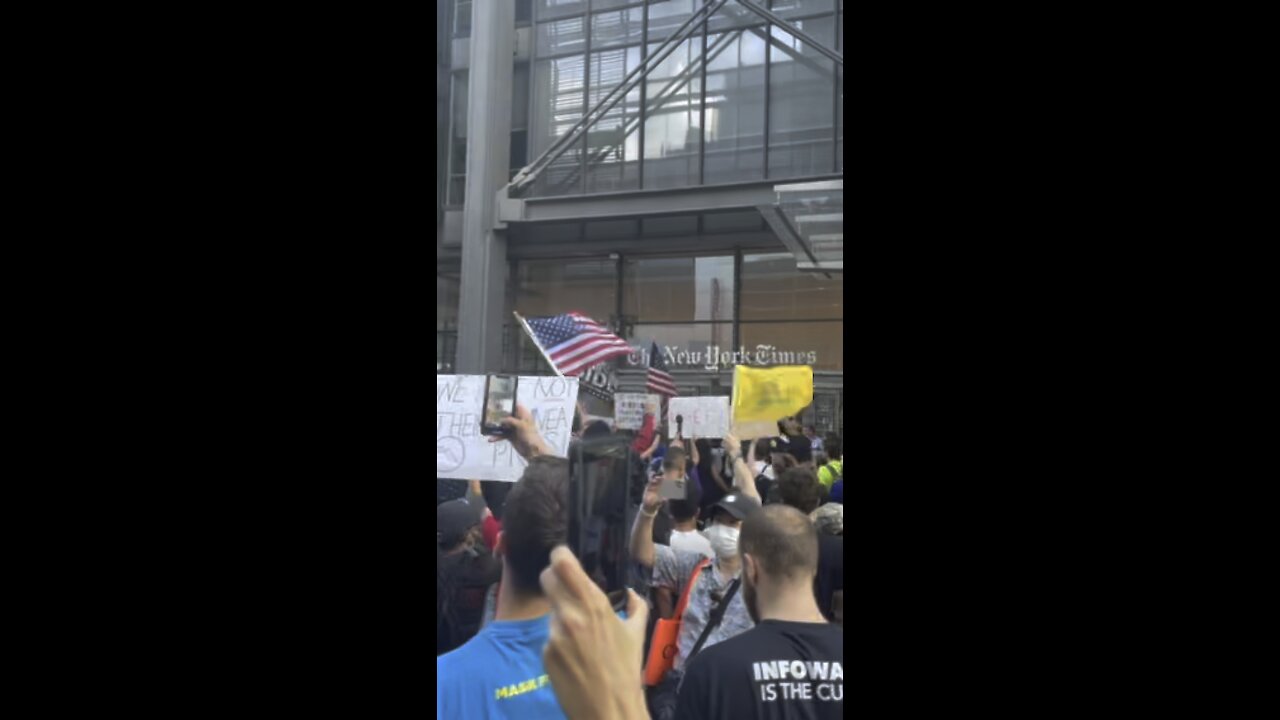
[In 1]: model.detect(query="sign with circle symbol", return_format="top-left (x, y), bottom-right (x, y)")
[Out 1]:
top-left (436, 436), bottom-right (465, 474)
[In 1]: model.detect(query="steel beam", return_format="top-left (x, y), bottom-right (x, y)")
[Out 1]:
top-left (503, 176), bottom-right (838, 223)
top-left (734, 0), bottom-right (844, 66)
top-left (510, 0), bottom-right (730, 195)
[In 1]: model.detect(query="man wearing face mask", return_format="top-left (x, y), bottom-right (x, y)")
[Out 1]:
top-left (631, 476), bottom-right (761, 720)
top-left (436, 495), bottom-right (501, 655)
top-left (675, 504), bottom-right (843, 719)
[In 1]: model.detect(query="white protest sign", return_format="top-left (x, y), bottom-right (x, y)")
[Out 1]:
top-left (436, 375), bottom-right (580, 482)
top-left (614, 393), bottom-right (646, 430)
top-left (614, 393), bottom-right (662, 430)
top-left (668, 396), bottom-right (730, 438)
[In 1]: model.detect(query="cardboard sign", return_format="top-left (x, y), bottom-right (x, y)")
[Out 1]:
top-left (436, 375), bottom-right (580, 482)
top-left (667, 396), bottom-right (730, 439)
top-left (614, 393), bottom-right (661, 430)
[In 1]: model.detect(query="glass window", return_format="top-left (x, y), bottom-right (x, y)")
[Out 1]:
top-left (512, 64), bottom-right (530, 131)
top-left (768, 0), bottom-right (836, 19)
top-left (703, 30), bottom-right (766, 184)
top-left (531, 55), bottom-right (587, 195)
top-left (437, 275), bottom-right (460, 373)
top-left (647, 0), bottom-right (695, 38)
top-left (537, 16), bottom-right (587, 56)
top-left (835, 66), bottom-right (842, 172)
top-left (740, 253), bottom-right (842, 321)
top-left (454, 0), bottom-right (472, 37)
top-left (642, 38), bottom-right (702, 189)
top-left (709, 0), bottom-right (762, 31)
top-left (767, 15), bottom-right (837, 179)
top-left (594, 0), bottom-right (645, 9)
top-left (515, 259), bottom-right (618, 319)
top-left (510, 130), bottom-right (529, 178)
top-left (516, 0), bottom-right (533, 25)
top-left (739, 321), bottom-right (843, 371)
top-left (623, 256), bottom-right (735, 323)
top-left (447, 71), bottom-right (469, 206)
top-left (629, 323), bottom-right (736, 369)
top-left (536, 0), bottom-right (586, 20)
top-left (587, 46), bottom-right (643, 193)
top-left (592, 7), bottom-right (645, 49)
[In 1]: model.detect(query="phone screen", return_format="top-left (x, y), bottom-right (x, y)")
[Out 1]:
top-left (482, 375), bottom-right (517, 434)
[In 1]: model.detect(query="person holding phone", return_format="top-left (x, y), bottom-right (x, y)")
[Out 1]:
top-left (631, 474), bottom-right (761, 720)
top-left (438, 404), bottom-right (571, 719)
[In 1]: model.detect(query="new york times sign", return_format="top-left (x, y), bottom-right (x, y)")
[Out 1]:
top-left (626, 344), bottom-right (818, 372)
top-left (577, 345), bottom-right (819, 401)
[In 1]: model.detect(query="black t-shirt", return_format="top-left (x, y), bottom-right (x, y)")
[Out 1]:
top-left (814, 534), bottom-right (844, 622)
top-left (675, 620), bottom-right (844, 712)
top-left (676, 620), bottom-right (843, 719)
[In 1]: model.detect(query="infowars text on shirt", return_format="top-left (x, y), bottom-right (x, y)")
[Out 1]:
top-left (753, 660), bottom-right (844, 702)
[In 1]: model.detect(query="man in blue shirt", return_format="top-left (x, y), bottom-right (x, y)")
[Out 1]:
top-left (437, 407), bottom-right (570, 719)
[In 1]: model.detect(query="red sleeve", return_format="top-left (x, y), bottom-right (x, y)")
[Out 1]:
top-left (632, 413), bottom-right (656, 453)
top-left (482, 515), bottom-right (501, 552)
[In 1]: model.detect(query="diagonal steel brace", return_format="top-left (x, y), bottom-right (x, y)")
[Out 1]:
top-left (734, 0), bottom-right (843, 66)
top-left (510, 0), bottom-right (731, 195)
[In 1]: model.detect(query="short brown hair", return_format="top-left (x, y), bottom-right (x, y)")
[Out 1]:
top-left (740, 504), bottom-right (818, 581)
top-left (501, 456), bottom-right (569, 594)
top-left (776, 466), bottom-right (821, 514)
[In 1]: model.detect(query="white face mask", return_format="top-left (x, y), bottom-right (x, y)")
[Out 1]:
top-left (705, 523), bottom-right (740, 559)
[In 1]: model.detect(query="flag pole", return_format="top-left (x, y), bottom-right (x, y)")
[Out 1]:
top-left (513, 311), bottom-right (565, 378)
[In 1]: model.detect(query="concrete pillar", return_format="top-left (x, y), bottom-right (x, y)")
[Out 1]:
top-left (456, 0), bottom-right (514, 374)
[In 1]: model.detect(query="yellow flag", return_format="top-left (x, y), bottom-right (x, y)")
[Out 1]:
top-left (731, 365), bottom-right (813, 437)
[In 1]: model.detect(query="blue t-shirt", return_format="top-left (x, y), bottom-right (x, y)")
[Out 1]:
top-left (436, 614), bottom-right (566, 720)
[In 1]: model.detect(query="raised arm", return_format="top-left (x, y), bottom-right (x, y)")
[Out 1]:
top-left (722, 434), bottom-right (761, 503)
top-left (628, 476), bottom-right (664, 569)
top-left (468, 480), bottom-right (492, 520)
top-left (494, 403), bottom-right (552, 461)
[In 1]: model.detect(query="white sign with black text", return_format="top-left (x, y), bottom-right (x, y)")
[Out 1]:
top-left (667, 396), bottom-right (730, 439)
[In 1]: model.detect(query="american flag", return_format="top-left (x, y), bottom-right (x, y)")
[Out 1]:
top-left (646, 341), bottom-right (678, 398)
top-left (523, 312), bottom-right (633, 377)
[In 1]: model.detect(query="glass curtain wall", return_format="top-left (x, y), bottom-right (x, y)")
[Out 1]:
top-left (527, 0), bottom-right (840, 198)
top-left (508, 252), bottom-right (842, 374)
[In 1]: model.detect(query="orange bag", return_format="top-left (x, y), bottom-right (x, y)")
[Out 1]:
top-left (643, 558), bottom-right (710, 686)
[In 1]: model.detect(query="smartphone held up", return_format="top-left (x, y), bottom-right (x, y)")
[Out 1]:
top-left (480, 375), bottom-right (518, 436)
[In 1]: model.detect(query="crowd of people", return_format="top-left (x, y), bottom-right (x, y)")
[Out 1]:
top-left (437, 402), bottom-right (844, 719)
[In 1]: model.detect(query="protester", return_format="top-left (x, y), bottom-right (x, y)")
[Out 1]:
top-left (631, 471), bottom-right (760, 719)
top-left (773, 466), bottom-right (844, 623)
top-left (749, 438), bottom-right (772, 479)
top-left (805, 424), bottom-right (824, 452)
top-left (437, 404), bottom-right (571, 719)
top-left (666, 478), bottom-right (712, 562)
top-left (437, 496), bottom-right (502, 655)
top-left (693, 437), bottom-right (731, 511)
top-left (675, 504), bottom-right (843, 719)
top-left (817, 436), bottom-right (843, 490)
top-left (774, 417), bottom-right (813, 465)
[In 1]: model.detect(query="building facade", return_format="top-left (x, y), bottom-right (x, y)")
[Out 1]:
top-left (437, 0), bottom-right (844, 436)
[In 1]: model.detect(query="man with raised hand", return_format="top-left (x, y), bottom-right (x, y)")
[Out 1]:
top-left (437, 404), bottom-right (570, 719)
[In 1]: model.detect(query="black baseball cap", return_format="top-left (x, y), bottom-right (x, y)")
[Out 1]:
top-left (712, 491), bottom-right (761, 521)
top-left (437, 498), bottom-right (482, 546)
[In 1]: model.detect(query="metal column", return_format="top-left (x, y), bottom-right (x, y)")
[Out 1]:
top-left (456, 0), bottom-right (515, 373)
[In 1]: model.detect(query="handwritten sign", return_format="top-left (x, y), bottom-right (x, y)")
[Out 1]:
top-left (614, 393), bottom-right (661, 430)
top-left (436, 375), bottom-right (580, 482)
top-left (668, 397), bottom-right (730, 439)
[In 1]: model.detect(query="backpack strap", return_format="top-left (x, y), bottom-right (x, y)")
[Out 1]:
top-left (687, 576), bottom-right (742, 661)
top-left (674, 558), bottom-right (711, 620)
